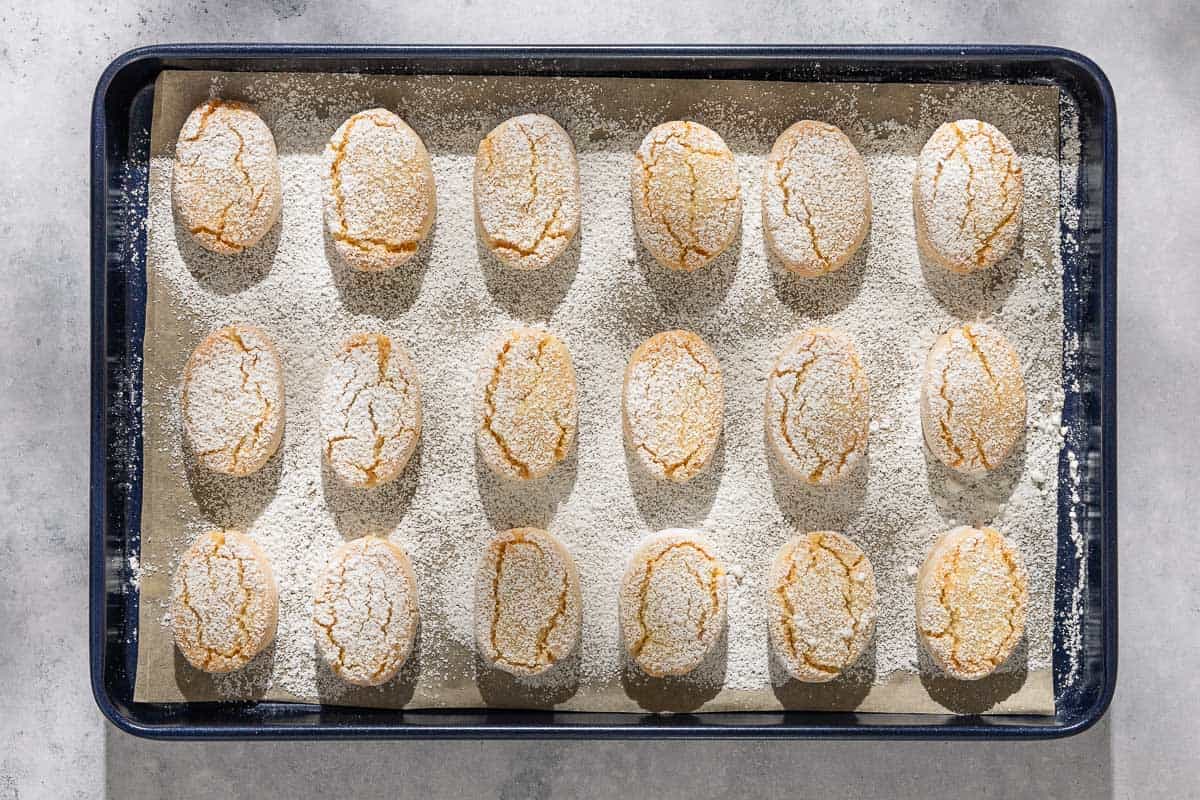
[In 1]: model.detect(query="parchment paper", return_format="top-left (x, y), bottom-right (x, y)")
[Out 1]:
top-left (133, 69), bottom-right (1065, 715)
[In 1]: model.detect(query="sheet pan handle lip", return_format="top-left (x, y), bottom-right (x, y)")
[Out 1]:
top-left (92, 42), bottom-right (1125, 73)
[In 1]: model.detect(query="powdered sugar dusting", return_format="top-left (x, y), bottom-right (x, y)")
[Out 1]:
top-left (132, 71), bottom-right (1077, 715)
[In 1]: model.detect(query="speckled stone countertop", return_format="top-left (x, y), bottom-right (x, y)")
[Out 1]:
top-left (0, 2), bottom-right (1195, 797)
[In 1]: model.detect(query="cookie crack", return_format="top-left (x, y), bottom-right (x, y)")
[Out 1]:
top-left (182, 535), bottom-right (259, 670)
top-left (328, 112), bottom-right (418, 256)
top-left (185, 116), bottom-right (256, 251)
top-left (637, 441), bottom-right (702, 480)
top-left (482, 124), bottom-right (570, 262)
top-left (489, 535), bottom-right (569, 671)
top-left (920, 543), bottom-right (976, 676)
top-left (631, 542), bottom-right (721, 659)
top-left (181, 99), bottom-right (225, 142)
top-left (936, 358), bottom-right (965, 468)
top-left (481, 339), bottom-right (532, 478)
top-left (219, 330), bottom-right (273, 471)
top-left (774, 547), bottom-right (843, 674)
top-left (314, 558), bottom-right (349, 672)
top-left (532, 337), bottom-right (571, 461)
top-left (636, 124), bottom-right (723, 269)
top-left (772, 136), bottom-right (834, 273)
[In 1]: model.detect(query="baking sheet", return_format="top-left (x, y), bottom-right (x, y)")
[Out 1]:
top-left (133, 69), bottom-right (1067, 715)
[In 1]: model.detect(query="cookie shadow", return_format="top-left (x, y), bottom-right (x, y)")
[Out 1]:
top-left (636, 230), bottom-right (741, 319)
top-left (324, 217), bottom-right (435, 318)
top-left (923, 425), bottom-right (1027, 527)
top-left (313, 620), bottom-right (422, 709)
top-left (918, 231), bottom-right (1021, 318)
top-left (768, 233), bottom-right (870, 317)
top-left (320, 439), bottom-right (422, 539)
top-left (769, 637), bottom-right (877, 711)
top-left (181, 432), bottom-right (282, 530)
top-left (619, 628), bottom-right (727, 713)
top-left (765, 432), bottom-right (869, 533)
top-left (475, 647), bottom-right (581, 709)
top-left (476, 226), bottom-right (580, 321)
top-left (473, 437), bottom-right (578, 531)
top-left (173, 212), bottom-right (281, 295)
top-left (172, 638), bottom-right (275, 702)
top-left (917, 633), bottom-right (1029, 714)
top-left (623, 432), bottom-right (724, 530)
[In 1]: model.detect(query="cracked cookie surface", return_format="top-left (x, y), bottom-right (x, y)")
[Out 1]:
top-left (474, 528), bottom-right (581, 676)
top-left (171, 530), bottom-right (278, 673)
top-left (631, 121), bottom-right (742, 272)
top-left (312, 537), bottom-right (419, 687)
top-left (182, 323), bottom-right (285, 476)
top-left (916, 526), bottom-right (1028, 680)
top-left (323, 108), bottom-right (436, 272)
top-left (920, 322), bottom-right (1026, 474)
top-left (619, 530), bottom-right (727, 677)
top-left (172, 99), bottom-right (282, 255)
top-left (762, 121), bottom-right (871, 277)
top-left (474, 113), bottom-right (580, 271)
top-left (321, 333), bottom-right (421, 488)
top-left (767, 531), bottom-right (876, 682)
top-left (913, 119), bottom-right (1024, 273)
top-left (765, 328), bottom-right (870, 485)
top-left (476, 327), bottom-right (577, 480)
top-left (623, 330), bottom-right (724, 483)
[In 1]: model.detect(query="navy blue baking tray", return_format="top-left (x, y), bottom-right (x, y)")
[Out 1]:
top-left (90, 45), bottom-right (1116, 739)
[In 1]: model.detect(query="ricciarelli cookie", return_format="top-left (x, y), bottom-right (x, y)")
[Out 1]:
top-left (767, 531), bottom-right (877, 682)
top-left (320, 333), bottom-right (421, 488)
top-left (631, 121), bottom-right (742, 271)
top-left (764, 328), bottom-right (870, 485)
top-left (474, 113), bottom-right (581, 270)
top-left (623, 330), bottom-right (724, 483)
top-left (312, 537), bottom-right (420, 687)
top-left (474, 528), bottom-right (582, 676)
top-left (619, 530), bottom-right (728, 677)
top-left (323, 108), bottom-right (437, 271)
top-left (171, 530), bottom-right (278, 673)
top-left (476, 327), bottom-right (577, 480)
top-left (913, 120), bottom-right (1024, 273)
top-left (182, 323), bottom-right (285, 477)
top-left (920, 322), bottom-right (1026, 474)
top-left (916, 526), bottom-right (1029, 680)
top-left (173, 99), bottom-right (282, 255)
top-left (762, 121), bottom-right (871, 276)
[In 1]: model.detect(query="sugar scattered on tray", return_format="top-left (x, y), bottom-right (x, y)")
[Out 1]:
top-left (133, 71), bottom-right (1082, 711)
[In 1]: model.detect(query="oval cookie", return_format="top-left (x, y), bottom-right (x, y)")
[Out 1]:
top-left (476, 327), bottom-right (577, 480)
top-left (916, 526), bottom-right (1028, 680)
top-left (765, 328), bottom-right (870, 485)
top-left (323, 108), bottom-right (437, 271)
top-left (171, 530), bottom-right (278, 673)
top-left (321, 333), bottom-right (422, 488)
top-left (762, 121), bottom-right (871, 276)
top-left (631, 121), bottom-right (742, 271)
top-left (768, 531), bottom-right (877, 682)
top-left (913, 119), bottom-right (1024, 273)
top-left (182, 323), bottom-right (285, 476)
top-left (172, 99), bottom-right (282, 254)
top-left (474, 528), bottom-right (582, 676)
top-left (474, 113), bottom-right (581, 271)
top-left (619, 530), bottom-right (727, 677)
top-left (623, 330), bottom-right (724, 483)
top-left (312, 536), bottom-right (420, 686)
top-left (920, 322), bottom-right (1026, 474)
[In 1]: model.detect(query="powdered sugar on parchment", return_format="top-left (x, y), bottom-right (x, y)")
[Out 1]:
top-left (133, 72), bottom-right (1079, 714)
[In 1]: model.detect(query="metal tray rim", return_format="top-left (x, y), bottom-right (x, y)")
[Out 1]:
top-left (90, 43), bottom-right (1117, 740)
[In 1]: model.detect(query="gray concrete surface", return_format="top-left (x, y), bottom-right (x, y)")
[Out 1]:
top-left (0, 1), bottom-right (1195, 797)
